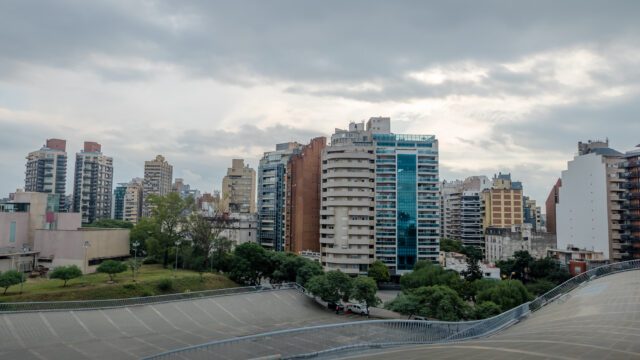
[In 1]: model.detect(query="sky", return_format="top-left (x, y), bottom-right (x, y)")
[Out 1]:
top-left (1, 1), bottom-right (640, 207)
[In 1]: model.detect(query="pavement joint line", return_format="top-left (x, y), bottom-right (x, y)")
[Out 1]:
top-left (99, 309), bottom-right (129, 337)
top-left (210, 298), bottom-right (247, 324)
top-left (4, 315), bottom-right (26, 348)
top-left (125, 307), bottom-right (155, 333)
top-left (70, 311), bottom-right (97, 339)
top-left (171, 303), bottom-right (209, 330)
top-left (27, 348), bottom-right (49, 360)
top-left (468, 338), bottom-right (640, 356)
top-left (39, 312), bottom-right (60, 338)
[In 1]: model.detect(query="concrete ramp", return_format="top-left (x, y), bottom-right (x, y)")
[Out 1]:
top-left (0, 289), bottom-right (354, 360)
top-left (345, 270), bottom-right (640, 360)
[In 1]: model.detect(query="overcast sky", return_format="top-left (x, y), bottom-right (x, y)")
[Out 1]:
top-left (2, 1), bottom-right (640, 207)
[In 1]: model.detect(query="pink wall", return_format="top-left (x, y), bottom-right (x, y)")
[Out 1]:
top-left (57, 213), bottom-right (81, 230)
top-left (0, 213), bottom-right (30, 248)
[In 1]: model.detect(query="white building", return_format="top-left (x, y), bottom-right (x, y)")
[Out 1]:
top-left (556, 141), bottom-right (624, 260)
top-left (485, 223), bottom-right (557, 263)
top-left (440, 252), bottom-right (501, 280)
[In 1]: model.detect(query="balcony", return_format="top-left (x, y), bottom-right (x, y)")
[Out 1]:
top-left (620, 192), bottom-right (640, 200)
top-left (621, 181), bottom-right (640, 189)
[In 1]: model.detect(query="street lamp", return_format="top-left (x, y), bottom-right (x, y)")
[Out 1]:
top-left (132, 241), bottom-right (140, 282)
top-left (19, 244), bottom-right (28, 294)
top-left (174, 240), bottom-right (181, 277)
top-left (508, 271), bottom-right (516, 288)
top-left (83, 241), bottom-right (91, 285)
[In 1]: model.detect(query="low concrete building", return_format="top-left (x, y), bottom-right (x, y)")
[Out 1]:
top-left (485, 223), bottom-right (557, 263)
top-left (217, 213), bottom-right (258, 247)
top-left (440, 251), bottom-right (501, 279)
top-left (547, 246), bottom-right (608, 269)
top-left (0, 191), bottom-right (130, 274)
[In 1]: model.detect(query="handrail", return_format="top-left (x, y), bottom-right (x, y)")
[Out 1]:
top-left (0, 283), bottom-right (301, 313)
top-left (140, 259), bottom-right (640, 360)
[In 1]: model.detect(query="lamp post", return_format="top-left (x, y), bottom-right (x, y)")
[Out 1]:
top-left (132, 241), bottom-right (140, 282)
top-left (508, 271), bottom-right (516, 288)
top-left (83, 241), bottom-right (91, 285)
top-left (174, 240), bottom-right (181, 277)
top-left (19, 244), bottom-right (28, 294)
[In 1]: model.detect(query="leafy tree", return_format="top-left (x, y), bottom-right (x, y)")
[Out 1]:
top-left (296, 260), bottom-right (323, 286)
top-left (97, 260), bottom-right (128, 281)
top-left (85, 218), bottom-right (134, 229)
top-left (529, 258), bottom-right (572, 285)
top-left (400, 260), bottom-right (460, 291)
top-left (189, 255), bottom-right (207, 281)
top-left (130, 217), bottom-right (160, 256)
top-left (126, 258), bottom-right (142, 281)
top-left (411, 285), bottom-right (472, 321)
top-left (368, 261), bottom-right (390, 283)
top-left (0, 270), bottom-right (23, 294)
top-left (49, 265), bottom-right (83, 287)
top-left (384, 294), bottom-right (421, 319)
top-left (474, 301), bottom-right (502, 319)
top-left (460, 245), bottom-right (484, 282)
top-left (440, 238), bottom-right (463, 253)
top-left (210, 236), bottom-right (234, 272)
top-left (525, 279), bottom-right (556, 296)
top-left (229, 242), bottom-right (268, 285)
top-left (352, 276), bottom-right (381, 312)
top-left (476, 279), bottom-right (532, 312)
top-left (306, 274), bottom-right (339, 302)
top-left (326, 270), bottom-right (353, 302)
top-left (184, 213), bottom-right (214, 259)
top-left (147, 193), bottom-right (194, 266)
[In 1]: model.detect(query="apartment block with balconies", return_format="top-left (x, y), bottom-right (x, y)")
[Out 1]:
top-left (25, 139), bottom-right (68, 210)
top-left (72, 142), bottom-right (113, 224)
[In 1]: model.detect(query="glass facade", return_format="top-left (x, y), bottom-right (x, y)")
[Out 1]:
top-left (396, 154), bottom-right (417, 270)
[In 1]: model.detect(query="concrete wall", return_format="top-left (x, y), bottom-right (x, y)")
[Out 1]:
top-left (35, 228), bottom-right (130, 273)
top-left (0, 213), bottom-right (30, 248)
top-left (557, 153), bottom-right (610, 258)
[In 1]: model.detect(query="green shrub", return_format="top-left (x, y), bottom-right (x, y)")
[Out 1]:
top-left (143, 257), bottom-right (158, 265)
top-left (0, 270), bottom-right (23, 294)
top-left (141, 289), bottom-right (154, 297)
top-left (122, 283), bottom-right (138, 290)
top-left (96, 260), bottom-right (127, 281)
top-left (49, 265), bottom-right (83, 287)
top-left (157, 278), bottom-right (173, 291)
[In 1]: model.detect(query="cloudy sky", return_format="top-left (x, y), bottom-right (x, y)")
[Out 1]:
top-left (1, 1), bottom-right (639, 207)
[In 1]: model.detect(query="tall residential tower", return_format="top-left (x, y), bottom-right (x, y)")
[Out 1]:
top-left (25, 139), bottom-right (68, 210)
top-left (72, 142), bottom-right (113, 224)
top-left (142, 155), bottom-right (173, 217)
top-left (222, 159), bottom-right (256, 214)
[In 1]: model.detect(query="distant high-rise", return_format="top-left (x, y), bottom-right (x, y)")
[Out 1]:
top-left (482, 173), bottom-right (524, 229)
top-left (545, 178), bottom-right (562, 234)
top-left (257, 142), bottom-right (303, 251)
top-left (620, 145), bottom-right (640, 259)
top-left (72, 142), bottom-right (113, 224)
top-left (222, 159), bottom-right (256, 214)
top-left (142, 155), bottom-right (173, 217)
top-left (25, 139), bottom-right (68, 210)
top-left (557, 140), bottom-right (625, 260)
top-left (113, 183), bottom-right (127, 220)
top-left (285, 137), bottom-right (326, 254)
top-left (113, 177), bottom-right (143, 224)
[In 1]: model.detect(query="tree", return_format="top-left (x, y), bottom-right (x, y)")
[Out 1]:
top-left (460, 245), bottom-right (484, 282)
top-left (306, 274), bottom-right (339, 302)
top-left (85, 218), bottom-right (133, 229)
top-left (126, 258), bottom-right (142, 281)
top-left (474, 301), bottom-right (502, 319)
top-left (529, 257), bottom-right (572, 285)
top-left (147, 193), bottom-right (194, 266)
top-left (229, 242), bottom-right (268, 285)
top-left (525, 279), bottom-right (556, 296)
top-left (0, 270), bottom-right (23, 294)
top-left (410, 285), bottom-right (472, 321)
top-left (352, 276), bottom-right (381, 312)
top-left (326, 270), bottom-right (353, 302)
top-left (97, 260), bottom-right (128, 282)
top-left (368, 261), bottom-right (390, 283)
top-left (296, 260), bottom-right (323, 286)
top-left (440, 238), bottom-right (463, 253)
top-left (130, 217), bottom-right (159, 257)
top-left (49, 265), bottom-right (83, 287)
top-left (476, 279), bottom-right (532, 312)
top-left (400, 260), bottom-right (460, 291)
top-left (384, 294), bottom-right (421, 319)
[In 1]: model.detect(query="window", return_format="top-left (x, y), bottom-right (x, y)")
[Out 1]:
top-left (9, 221), bottom-right (16, 243)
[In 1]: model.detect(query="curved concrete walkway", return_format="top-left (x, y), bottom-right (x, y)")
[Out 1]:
top-left (343, 270), bottom-right (640, 360)
top-left (0, 289), bottom-right (360, 360)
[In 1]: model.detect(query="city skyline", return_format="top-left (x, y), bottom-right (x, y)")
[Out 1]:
top-left (2, 1), bottom-right (640, 205)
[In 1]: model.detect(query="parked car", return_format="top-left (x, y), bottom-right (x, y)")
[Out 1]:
top-left (327, 302), bottom-right (345, 311)
top-left (347, 304), bottom-right (369, 315)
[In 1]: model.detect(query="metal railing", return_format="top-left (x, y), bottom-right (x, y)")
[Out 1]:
top-left (0, 283), bottom-right (300, 313)
top-left (141, 259), bottom-right (640, 360)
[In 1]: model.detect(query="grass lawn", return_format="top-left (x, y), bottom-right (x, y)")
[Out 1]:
top-left (0, 264), bottom-right (238, 303)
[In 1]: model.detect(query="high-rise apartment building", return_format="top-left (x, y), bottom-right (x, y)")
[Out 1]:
top-left (460, 176), bottom-right (491, 249)
top-left (25, 139), bottom-right (67, 210)
top-left (222, 159), bottom-right (256, 214)
top-left (142, 155), bottom-right (173, 217)
top-left (440, 180), bottom-right (462, 240)
top-left (124, 179), bottom-right (144, 224)
top-left (523, 196), bottom-right (541, 232)
top-left (545, 178), bottom-right (562, 234)
top-left (482, 173), bottom-right (524, 229)
top-left (285, 137), bottom-right (326, 254)
top-left (72, 142), bottom-right (113, 224)
top-left (113, 184), bottom-right (127, 220)
top-left (320, 117), bottom-right (440, 275)
top-left (257, 142), bottom-right (303, 251)
top-left (556, 140), bottom-right (625, 260)
top-left (619, 146), bottom-right (640, 259)
top-left (320, 122), bottom-right (376, 275)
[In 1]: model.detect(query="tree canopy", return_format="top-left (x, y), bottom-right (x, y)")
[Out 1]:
top-left (49, 265), bottom-right (83, 287)
top-left (352, 276), bottom-right (381, 311)
top-left (368, 261), bottom-right (390, 283)
top-left (0, 270), bottom-right (23, 294)
top-left (85, 218), bottom-right (134, 229)
top-left (97, 260), bottom-right (128, 281)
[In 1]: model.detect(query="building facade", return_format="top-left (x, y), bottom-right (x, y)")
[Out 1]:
top-left (485, 223), bottom-right (557, 263)
top-left (545, 178), bottom-right (562, 234)
top-left (24, 139), bottom-right (68, 210)
top-left (222, 159), bottom-right (256, 214)
top-left (142, 155), bottom-right (173, 217)
top-left (556, 140), bottom-right (625, 260)
top-left (439, 180), bottom-right (462, 240)
top-left (113, 184), bottom-right (127, 220)
top-left (72, 142), bottom-right (113, 224)
top-left (482, 173), bottom-right (523, 229)
top-left (620, 146), bottom-right (640, 259)
top-left (285, 137), bottom-right (326, 254)
top-left (257, 142), bottom-right (303, 251)
top-left (320, 121), bottom-right (376, 275)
